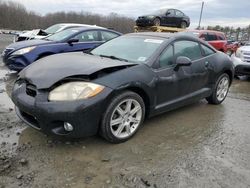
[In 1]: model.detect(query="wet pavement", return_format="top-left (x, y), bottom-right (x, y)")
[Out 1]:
top-left (0, 34), bottom-right (250, 188)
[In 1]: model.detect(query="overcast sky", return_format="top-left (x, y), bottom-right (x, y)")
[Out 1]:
top-left (11, 0), bottom-right (250, 28)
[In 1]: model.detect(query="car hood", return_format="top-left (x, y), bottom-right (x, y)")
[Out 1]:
top-left (18, 29), bottom-right (49, 37)
top-left (138, 15), bottom-right (156, 18)
top-left (7, 39), bottom-right (54, 50)
top-left (19, 52), bottom-right (138, 89)
top-left (239, 46), bottom-right (250, 52)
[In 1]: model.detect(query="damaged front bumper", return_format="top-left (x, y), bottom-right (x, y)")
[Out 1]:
top-left (11, 80), bottom-right (113, 138)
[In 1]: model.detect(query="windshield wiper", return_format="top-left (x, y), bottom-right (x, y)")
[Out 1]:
top-left (83, 51), bottom-right (93, 55)
top-left (99, 55), bottom-right (128, 62)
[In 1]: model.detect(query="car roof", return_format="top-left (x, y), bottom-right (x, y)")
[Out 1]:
top-left (61, 26), bottom-right (120, 34)
top-left (186, 29), bottom-right (225, 35)
top-left (52, 23), bottom-right (104, 29)
top-left (124, 32), bottom-right (213, 48)
top-left (126, 32), bottom-right (176, 39)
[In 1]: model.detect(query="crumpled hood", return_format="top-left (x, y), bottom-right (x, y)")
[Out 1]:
top-left (18, 29), bottom-right (48, 37)
top-left (19, 52), bottom-right (137, 89)
top-left (7, 39), bottom-right (54, 50)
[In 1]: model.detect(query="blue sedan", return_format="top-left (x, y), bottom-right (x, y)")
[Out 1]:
top-left (1, 26), bottom-right (121, 71)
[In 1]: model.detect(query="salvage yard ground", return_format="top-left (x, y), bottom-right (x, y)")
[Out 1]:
top-left (0, 34), bottom-right (250, 188)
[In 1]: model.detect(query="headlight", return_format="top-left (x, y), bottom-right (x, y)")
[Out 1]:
top-left (235, 49), bottom-right (243, 59)
top-left (12, 46), bottom-right (36, 55)
top-left (48, 81), bottom-right (105, 101)
top-left (147, 15), bottom-right (155, 19)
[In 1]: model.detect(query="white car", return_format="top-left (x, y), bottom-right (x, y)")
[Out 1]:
top-left (15, 23), bottom-right (103, 42)
top-left (231, 44), bottom-right (250, 76)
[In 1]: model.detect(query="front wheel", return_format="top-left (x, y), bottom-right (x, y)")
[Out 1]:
top-left (153, 18), bottom-right (161, 26)
top-left (100, 91), bottom-right (145, 143)
top-left (206, 73), bottom-right (230, 104)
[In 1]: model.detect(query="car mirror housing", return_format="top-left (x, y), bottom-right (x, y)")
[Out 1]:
top-left (174, 56), bottom-right (192, 71)
top-left (67, 38), bottom-right (79, 46)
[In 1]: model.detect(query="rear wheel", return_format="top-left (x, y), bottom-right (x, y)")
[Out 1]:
top-left (153, 18), bottom-right (161, 26)
top-left (100, 91), bottom-right (145, 143)
top-left (206, 73), bottom-right (230, 104)
top-left (180, 21), bottom-right (187, 29)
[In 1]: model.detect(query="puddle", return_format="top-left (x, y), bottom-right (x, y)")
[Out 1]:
top-left (0, 66), bottom-right (14, 110)
top-left (0, 65), bottom-right (24, 154)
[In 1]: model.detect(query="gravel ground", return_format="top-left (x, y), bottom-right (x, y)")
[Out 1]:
top-left (0, 33), bottom-right (250, 188)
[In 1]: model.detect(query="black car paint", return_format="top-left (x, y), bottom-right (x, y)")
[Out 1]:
top-left (136, 9), bottom-right (190, 28)
top-left (11, 33), bottom-right (234, 138)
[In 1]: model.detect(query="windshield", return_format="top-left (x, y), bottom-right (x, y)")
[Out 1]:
top-left (44, 24), bottom-right (64, 34)
top-left (152, 8), bottom-right (168, 15)
top-left (45, 28), bottom-right (80, 41)
top-left (91, 36), bottom-right (165, 63)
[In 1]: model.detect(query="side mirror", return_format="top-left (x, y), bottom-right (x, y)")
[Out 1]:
top-left (166, 12), bottom-right (170, 16)
top-left (174, 56), bottom-right (192, 71)
top-left (67, 38), bottom-right (79, 46)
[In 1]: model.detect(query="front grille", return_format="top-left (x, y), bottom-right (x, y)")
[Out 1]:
top-left (2, 48), bottom-right (14, 56)
top-left (16, 36), bottom-right (28, 42)
top-left (20, 110), bottom-right (40, 129)
top-left (26, 83), bottom-right (37, 97)
top-left (243, 51), bottom-right (250, 63)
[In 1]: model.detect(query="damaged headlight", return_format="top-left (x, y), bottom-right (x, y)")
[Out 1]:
top-left (235, 49), bottom-right (244, 60)
top-left (48, 81), bottom-right (105, 101)
top-left (12, 46), bottom-right (36, 55)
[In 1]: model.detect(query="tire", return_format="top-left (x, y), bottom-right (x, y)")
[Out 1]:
top-left (226, 50), bottom-right (233, 56)
top-left (180, 21), bottom-right (187, 29)
top-left (153, 18), bottom-right (161, 26)
top-left (206, 73), bottom-right (230, 104)
top-left (100, 91), bottom-right (145, 143)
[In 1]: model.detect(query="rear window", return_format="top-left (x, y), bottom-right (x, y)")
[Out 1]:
top-left (207, 33), bottom-right (218, 41)
top-left (217, 34), bottom-right (226, 40)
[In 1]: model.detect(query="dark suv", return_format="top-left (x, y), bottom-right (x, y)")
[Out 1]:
top-left (136, 8), bottom-right (190, 28)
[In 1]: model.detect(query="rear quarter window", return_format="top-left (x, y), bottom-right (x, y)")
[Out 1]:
top-left (201, 44), bottom-right (215, 56)
top-left (217, 34), bottom-right (226, 40)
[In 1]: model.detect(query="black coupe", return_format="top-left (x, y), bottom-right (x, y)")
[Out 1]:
top-left (136, 8), bottom-right (190, 28)
top-left (11, 32), bottom-right (234, 143)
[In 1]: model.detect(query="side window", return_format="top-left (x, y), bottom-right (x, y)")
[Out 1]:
top-left (101, 31), bottom-right (119, 42)
top-left (167, 9), bottom-right (175, 16)
top-left (73, 31), bottom-right (99, 42)
top-left (217, 34), bottom-right (225, 40)
top-left (159, 45), bottom-right (174, 68)
top-left (200, 33), bottom-right (209, 41)
top-left (174, 40), bottom-right (202, 61)
top-left (207, 33), bottom-right (218, 41)
top-left (201, 44), bottom-right (215, 56)
top-left (175, 10), bottom-right (184, 17)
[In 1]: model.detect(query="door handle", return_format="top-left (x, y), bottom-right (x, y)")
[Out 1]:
top-left (205, 61), bottom-right (209, 67)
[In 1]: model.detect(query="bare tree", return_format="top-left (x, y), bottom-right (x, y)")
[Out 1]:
top-left (0, 0), bottom-right (135, 33)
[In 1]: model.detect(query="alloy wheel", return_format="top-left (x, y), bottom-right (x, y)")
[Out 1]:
top-left (110, 99), bottom-right (142, 139)
top-left (216, 76), bottom-right (229, 102)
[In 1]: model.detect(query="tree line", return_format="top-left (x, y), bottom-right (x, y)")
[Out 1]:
top-left (201, 25), bottom-right (250, 41)
top-left (1, 0), bottom-right (250, 41)
top-left (0, 0), bottom-right (135, 33)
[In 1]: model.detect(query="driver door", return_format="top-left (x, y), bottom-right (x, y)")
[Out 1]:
top-left (154, 40), bottom-right (209, 113)
top-left (63, 30), bottom-right (102, 53)
top-left (162, 9), bottom-right (176, 26)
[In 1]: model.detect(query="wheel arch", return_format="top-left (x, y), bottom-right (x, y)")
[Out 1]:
top-left (36, 52), bottom-right (55, 61)
top-left (223, 69), bottom-right (233, 85)
top-left (109, 86), bottom-right (152, 118)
